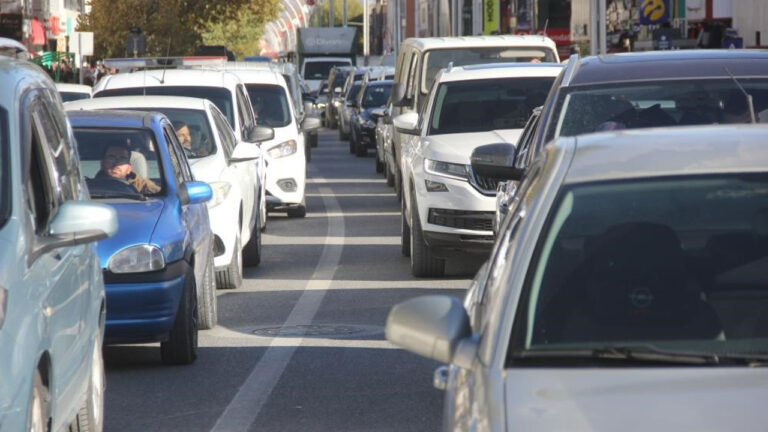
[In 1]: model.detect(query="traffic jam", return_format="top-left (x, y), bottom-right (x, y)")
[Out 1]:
top-left (1, 0), bottom-right (768, 430)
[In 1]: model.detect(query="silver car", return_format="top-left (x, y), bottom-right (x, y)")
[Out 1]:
top-left (0, 58), bottom-right (117, 431)
top-left (388, 124), bottom-right (768, 431)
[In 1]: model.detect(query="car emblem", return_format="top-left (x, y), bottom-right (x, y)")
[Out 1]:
top-left (629, 288), bottom-right (654, 308)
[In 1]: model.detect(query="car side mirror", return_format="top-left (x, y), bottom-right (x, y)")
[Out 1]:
top-left (231, 142), bottom-right (262, 162)
top-left (334, 86), bottom-right (343, 94)
top-left (247, 125), bottom-right (275, 143)
top-left (470, 143), bottom-right (523, 181)
top-left (370, 107), bottom-right (386, 119)
top-left (393, 112), bottom-right (420, 135)
top-left (386, 295), bottom-right (473, 364)
top-left (179, 181), bottom-right (213, 205)
top-left (301, 116), bottom-right (322, 132)
top-left (48, 201), bottom-right (118, 248)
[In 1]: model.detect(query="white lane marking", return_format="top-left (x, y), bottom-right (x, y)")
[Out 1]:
top-left (306, 211), bottom-right (399, 218)
top-left (307, 178), bottom-right (386, 184)
top-left (262, 235), bottom-right (399, 245)
top-left (203, 327), bottom-right (397, 349)
top-left (210, 184), bottom-right (344, 432)
top-left (306, 193), bottom-right (395, 197)
top-left (223, 279), bottom-right (471, 292)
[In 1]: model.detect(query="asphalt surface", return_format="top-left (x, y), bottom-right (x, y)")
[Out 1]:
top-left (102, 128), bottom-right (479, 432)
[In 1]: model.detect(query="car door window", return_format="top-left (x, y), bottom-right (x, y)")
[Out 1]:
top-left (26, 95), bottom-right (61, 235)
top-left (165, 125), bottom-right (194, 182)
top-left (236, 85), bottom-right (256, 135)
top-left (405, 53), bottom-right (419, 105)
top-left (163, 128), bottom-right (186, 186)
top-left (211, 108), bottom-right (235, 161)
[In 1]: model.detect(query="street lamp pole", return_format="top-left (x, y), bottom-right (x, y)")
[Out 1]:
top-left (363, 0), bottom-right (369, 65)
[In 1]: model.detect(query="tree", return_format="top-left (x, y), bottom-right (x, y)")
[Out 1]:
top-left (201, 0), bottom-right (281, 59)
top-left (316, 0), bottom-right (363, 27)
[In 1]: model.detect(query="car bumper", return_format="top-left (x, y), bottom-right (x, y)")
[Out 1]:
top-left (264, 140), bottom-right (306, 207)
top-left (103, 259), bottom-right (189, 343)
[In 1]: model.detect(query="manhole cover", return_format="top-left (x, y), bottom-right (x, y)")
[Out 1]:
top-left (251, 324), bottom-right (381, 339)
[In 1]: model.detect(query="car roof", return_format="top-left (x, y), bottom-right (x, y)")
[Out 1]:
top-left (438, 63), bottom-right (564, 83)
top-left (55, 83), bottom-right (92, 93)
top-left (401, 35), bottom-right (557, 51)
top-left (568, 50), bottom-right (768, 86)
top-left (64, 95), bottom-right (209, 111)
top-left (0, 58), bottom-right (54, 98)
top-left (67, 109), bottom-right (162, 129)
top-left (95, 68), bottom-right (243, 92)
top-left (223, 67), bottom-right (286, 87)
top-left (304, 57), bottom-right (351, 63)
top-left (560, 124), bottom-right (768, 184)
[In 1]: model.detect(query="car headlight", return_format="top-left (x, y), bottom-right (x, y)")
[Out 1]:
top-left (267, 140), bottom-right (297, 158)
top-left (208, 181), bottom-right (232, 208)
top-left (108, 245), bottom-right (165, 273)
top-left (425, 159), bottom-right (469, 181)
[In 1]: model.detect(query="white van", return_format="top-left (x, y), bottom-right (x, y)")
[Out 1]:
top-left (388, 35), bottom-right (559, 200)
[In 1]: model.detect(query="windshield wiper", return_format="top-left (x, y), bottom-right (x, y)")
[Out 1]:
top-left (516, 345), bottom-right (768, 366)
top-left (89, 191), bottom-right (147, 201)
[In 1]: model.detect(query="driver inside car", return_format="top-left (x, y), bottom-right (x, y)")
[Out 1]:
top-left (95, 143), bottom-right (161, 194)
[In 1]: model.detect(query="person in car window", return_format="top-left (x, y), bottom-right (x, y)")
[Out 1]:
top-left (96, 143), bottom-right (160, 194)
top-left (175, 122), bottom-right (210, 157)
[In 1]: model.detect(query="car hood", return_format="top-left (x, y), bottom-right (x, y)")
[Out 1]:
top-left (188, 154), bottom-right (223, 183)
top-left (424, 130), bottom-right (522, 165)
top-left (504, 368), bottom-right (768, 431)
top-left (95, 199), bottom-right (165, 268)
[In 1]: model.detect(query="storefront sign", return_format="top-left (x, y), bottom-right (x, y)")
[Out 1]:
top-left (483, 0), bottom-right (499, 35)
top-left (639, 0), bottom-right (669, 25)
top-left (0, 13), bottom-right (22, 41)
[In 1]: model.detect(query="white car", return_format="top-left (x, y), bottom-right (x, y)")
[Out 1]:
top-left (65, 96), bottom-right (268, 294)
top-left (91, 57), bottom-right (268, 229)
top-left (302, 56), bottom-right (353, 94)
top-left (388, 124), bottom-right (768, 431)
top-left (394, 63), bottom-right (563, 277)
top-left (225, 64), bottom-right (321, 217)
top-left (56, 82), bottom-right (92, 102)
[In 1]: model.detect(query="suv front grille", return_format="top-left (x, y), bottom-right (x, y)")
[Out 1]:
top-left (469, 170), bottom-right (502, 195)
top-left (428, 208), bottom-right (494, 231)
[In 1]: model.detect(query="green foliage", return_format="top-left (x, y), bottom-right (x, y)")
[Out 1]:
top-left (201, 0), bottom-right (281, 59)
top-left (316, 0), bottom-right (363, 27)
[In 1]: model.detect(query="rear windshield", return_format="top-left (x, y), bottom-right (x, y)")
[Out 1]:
top-left (246, 84), bottom-right (291, 128)
top-left (346, 83), bottom-right (362, 102)
top-left (95, 86), bottom-right (234, 127)
top-left (423, 47), bottom-right (558, 93)
top-left (304, 61), bottom-right (351, 80)
top-left (60, 92), bottom-right (90, 103)
top-left (429, 77), bottom-right (555, 135)
top-left (362, 84), bottom-right (392, 108)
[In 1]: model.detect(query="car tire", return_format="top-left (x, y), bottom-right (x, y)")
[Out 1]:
top-left (401, 196), bottom-right (411, 257)
top-left (72, 336), bottom-right (105, 432)
top-left (216, 234), bottom-right (242, 290)
top-left (410, 194), bottom-right (445, 277)
top-left (28, 370), bottom-right (49, 432)
top-left (160, 271), bottom-right (198, 365)
top-left (340, 124), bottom-right (350, 141)
top-left (197, 247), bottom-right (218, 329)
top-left (259, 190), bottom-right (268, 232)
top-left (375, 150), bottom-right (384, 173)
top-left (385, 161), bottom-right (395, 186)
top-left (355, 137), bottom-right (367, 157)
top-left (305, 140), bottom-right (312, 163)
top-left (242, 212), bottom-right (262, 267)
top-left (395, 167), bottom-right (403, 203)
top-left (287, 203), bottom-right (307, 218)
top-left (310, 133), bottom-right (318, 148)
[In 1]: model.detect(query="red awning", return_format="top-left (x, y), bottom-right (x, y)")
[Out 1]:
top-left (30, 18), bottom-right (45, 45)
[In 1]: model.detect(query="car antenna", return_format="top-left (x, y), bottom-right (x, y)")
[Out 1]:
top-left (542, 19), bottom-right (549, 37)
top-left (160, 36), bottom-right (172, 85)
top-left (724, 67), bottom-right (757, 123)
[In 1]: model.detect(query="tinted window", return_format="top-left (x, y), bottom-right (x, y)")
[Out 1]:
top-left (95, 86), bottom-right (234, 127)
top-left (304, 61), bottom-right (351, 80)
top-left (362, 84), bottom-right (392, 108)
top-left (346, 84), bottom-right (362, 102)
top-left (59, 92), bottom-right (90, 102)
top-left (211, 108), bottom-right (236, 160)
top-left (120, 108), bottom-right (216, 159)
top-left (246, 84), bottom-right (291, 128)
top-left (429, 77), bottom-right (554, 135)
top-left (423, 47), bottom-right (558, 93)
top-left (515, 175), bottom-right (768, 358)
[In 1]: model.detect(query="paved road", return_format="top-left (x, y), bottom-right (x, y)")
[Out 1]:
top-left (102, 129), bottom-right (479, 432)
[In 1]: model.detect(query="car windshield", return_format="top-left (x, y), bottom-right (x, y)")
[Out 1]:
top-left (59, 92), bottom-right (90, 103)
top-left (515, 174), bottom-right (768, 360)
top-left (362, 84), bottom-right (392, 108)
top-left (304, 61), bottom-right (350, 80)
top-left (429, 77), bottom-right (555, 134)
top-left (73, 127), bottom-right (164, 197)
top-left (553, 78), bottom-right (768, 139)
top-left (346, 83), bottom-right (362, 102)
top-left (121, 108), bottom-right (216, 159)
top-left (423, 47), bottom-right (558, 93)
top-left (246, 84), bottom-right (291, 127)
top-left (95, 86), bottom-right (234, 128)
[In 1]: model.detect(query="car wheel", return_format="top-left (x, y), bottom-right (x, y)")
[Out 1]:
top-left (340, 123), bottom-right (350, 141)
top-left (73, 336), bottom-right (105, 432)
top-left (375, 150), bottom-right (384, 173)
top-left (287, 203), bottom-right (307, 218)
top-left (27, 370), bottom-right (49, 432)
top-left (385, 161), bottom-right (395, 186)
top-left (216, 234), bottom-right (242, 290)
top-left (160, 271), bottom-right (198, 365)
top-left (197, 246), bottom-right (218, 329)
top-left (395, 167), bottom-right (403, 203)
top-left (305, 139), bottom-right (312, 163)
top-left (310, 133), bottom-right (318, 148)
top-left (410, 194), bottom-right (445, 277)
top-left (242, 212), bottom-right (262, 267)
top-left (259, 190), bottom-right (267, 232)
top-left (355, 137), bottom-right (367, 157)
top-left (401, 196), bottom-right (411, 257)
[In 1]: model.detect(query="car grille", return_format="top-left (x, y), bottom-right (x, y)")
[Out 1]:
top-left (470, 171), bottom-right (502, 195)
top-left (428, 208), bottom-right (494, 231)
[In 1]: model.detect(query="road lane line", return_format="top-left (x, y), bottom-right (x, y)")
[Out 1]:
top-left (261, 235), bottom-right (399, 245)
top-left (211, 183), bottom-right (344, 432)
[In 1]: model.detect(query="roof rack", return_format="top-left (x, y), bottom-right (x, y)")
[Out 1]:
top-left (102, 56), bottom-right (227, 70)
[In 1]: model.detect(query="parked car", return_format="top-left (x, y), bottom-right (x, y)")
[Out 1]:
top-left (65, 96), bottom-right (271, 295)
top-left (56, 82), bottom-right (91, 102)
top-left (68, 109), bottom-right (214, 365)
top-left (225, 65), bottom-right (321, 218)
top-left (0, 57), bottom-right (117, 432)
top-left (388, 124), bottom-right (768, 431)
top-left (394, 63), bottom-right (562, 277)
top-left (350, 79), bottom-right (392, 157)
top-left (389, 35), bottom-right (560, 201)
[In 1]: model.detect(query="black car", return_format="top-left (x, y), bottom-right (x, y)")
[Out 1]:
top-left (350, 79), bottom-right (392, 157)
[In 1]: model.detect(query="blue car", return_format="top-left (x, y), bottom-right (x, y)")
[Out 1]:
top-left (67, 110), bottom-right (214, 365)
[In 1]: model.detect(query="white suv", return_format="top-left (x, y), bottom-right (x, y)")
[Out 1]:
top-left (394, 63), bottom-right (563, 277)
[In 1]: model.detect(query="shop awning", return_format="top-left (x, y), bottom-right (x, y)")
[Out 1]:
top-left (30, 18), bottom-right (45, 45)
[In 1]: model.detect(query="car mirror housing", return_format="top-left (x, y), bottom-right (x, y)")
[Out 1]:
top-left (301, 116), bottom-right (322, 132)
top-left (370, 107), bottom-right (386, 119)
top-left (231, 142), bottom-right (262, 162)
top-left (247, 125), bottom-right (275, 143)
top-left (393, 112), bottom-right (420, 135)
top-left (180, 181), bottom-right (213, 205)
top-left (334, 86), bottom-right (343, 94)
top-left (49, 201), bottom-right (118, 246)
top-left (391, 82), bottom-right (407, 107)
top-left (471, 143), bottom-right (524, 181)
top-left (386, 295), bottom-right (472, 364)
